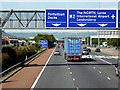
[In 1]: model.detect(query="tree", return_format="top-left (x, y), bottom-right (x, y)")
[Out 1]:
top-left (34, 34), bottom-right (56, 47)
top-left (92, 38), bottom-right (98, 45)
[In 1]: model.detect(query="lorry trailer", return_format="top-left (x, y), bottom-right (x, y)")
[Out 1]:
top-left (64, 38), bottom-right (82, 60)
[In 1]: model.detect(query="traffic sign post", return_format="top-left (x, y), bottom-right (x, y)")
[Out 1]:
top-left (118, 10), bottom-right (120, 28)
top-left (46, 9), bottom-right (67, 28)
top-left (39, 40), bottom-right (48, 48)
top-left (69, 9), bottom-right (116, 28)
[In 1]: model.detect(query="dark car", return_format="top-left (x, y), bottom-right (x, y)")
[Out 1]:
top-left (83, 46), bottom-right (87, 49)
top-left (87, 48), bottom-right (91, 52)
top-left (82, 49), bottom-right (89, 55)
top-left (95, 48), bottom-right (100, 52)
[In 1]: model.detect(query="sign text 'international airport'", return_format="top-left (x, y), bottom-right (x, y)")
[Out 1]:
top-left (46, 9), bottom-right (117, 28)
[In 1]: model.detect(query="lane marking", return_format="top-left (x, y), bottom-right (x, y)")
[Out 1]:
top-left (99, 58), bottom-right (112, 65)
top-left (70, 72), bottom-right (72, 75)
top-left (73, 78), bottom-right (75, 81)
top-left (31, 47), bottom-right (56, 89)
top-left (99, 71), bottom-right (102, 74)
top-left (76, 87), bottom-right (79, 90)
top-left (107, 77), bottom-right (111, 80)
top-left (68, 67), bottom-right (71, 70)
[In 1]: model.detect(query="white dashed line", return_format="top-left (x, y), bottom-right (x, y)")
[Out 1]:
top-left (93, 67), bottom-right (96, 69)
top-left (70, 72), bottom-right (72, 75)
top-left (73, 78), bottom-right (75, 81)
top-left (107, 77), bottom-right (111, 80)
top-left (99, 71), bottom-right (102, 74)
top-left (68, 67), bottom-right (71, 70)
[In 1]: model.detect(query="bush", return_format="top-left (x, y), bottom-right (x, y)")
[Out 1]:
top-left (2, 53), bottom-right (14, 70)
top-left (2, 44), bottom-right (41, 71)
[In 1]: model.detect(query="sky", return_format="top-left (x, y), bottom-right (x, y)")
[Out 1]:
top-left (1, 0), bottom-right (119, 2)
top-left (1, 0), bottom-right (119, 10)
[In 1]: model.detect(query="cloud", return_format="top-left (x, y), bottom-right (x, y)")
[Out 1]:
top-left (1, 0), bottom-right (119, 2)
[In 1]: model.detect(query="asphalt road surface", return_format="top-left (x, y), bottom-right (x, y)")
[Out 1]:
top-left (33, 46), bottom-right (119, 89)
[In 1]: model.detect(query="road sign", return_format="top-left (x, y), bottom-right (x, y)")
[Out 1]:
top-left (118, 10), bottom-right (120, 28)
top-left (39, 40), bottom-right (48, 47)
top-left (69, 9), bottom-right (116, 28)
top-left (46, 9), bottom-right (67, 28)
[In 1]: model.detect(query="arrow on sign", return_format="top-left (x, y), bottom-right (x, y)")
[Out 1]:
top-left (98, 24), bottom-right (108, 27)
top-left (77, 23), bottom-right (86, 27)
top-left (52, 23), bottom-right (61, 27)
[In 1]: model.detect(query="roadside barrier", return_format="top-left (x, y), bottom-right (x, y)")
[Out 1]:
top-left (0, 48), bottom-right (47, 82)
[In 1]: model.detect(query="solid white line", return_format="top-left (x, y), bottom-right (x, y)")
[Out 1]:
top-left (99, 58), bottom-right (112, 65)
top-left (30, 47), bottom-right (56, 89)
top-left (76, 87), bottom-right (79, 90)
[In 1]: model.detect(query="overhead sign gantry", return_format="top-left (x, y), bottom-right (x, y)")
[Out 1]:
top-left (69, 9), bottom-right (116, 28)
top-left (0, 9), bottom-right (118, 29)
top-left (46, 9), bottom-right (67, 28)
top-left (46, 9), bottom-right (117, 29)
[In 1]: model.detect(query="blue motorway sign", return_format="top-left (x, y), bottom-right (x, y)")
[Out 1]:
top-left (69, 10), bottom-right (116, 28)
top-left (39, 40), bottom-right (48, 47)
top-left (118, 10), bottom-right (120, 28)
top-left (46, 9), bottom-right (67, 28)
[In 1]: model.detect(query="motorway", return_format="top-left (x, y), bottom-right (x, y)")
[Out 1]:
top-left (33, 46), bottom-right (119, 89)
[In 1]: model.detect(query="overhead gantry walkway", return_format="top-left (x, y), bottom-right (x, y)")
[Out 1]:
top-left (0, 9), bottom-right (119, 30)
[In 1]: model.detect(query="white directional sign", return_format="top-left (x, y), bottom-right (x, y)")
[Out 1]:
top-left (46, 9), bottom-right (67, 28)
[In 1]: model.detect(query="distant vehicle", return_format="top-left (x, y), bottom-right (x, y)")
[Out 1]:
top-left (100, 45), bottom-right (103, 47)
top-left (57, 44), bottom-right (60, 48)
top-left (115, 46), bottom-right (119, 50)
top-left (83, 46), bottom-right (87, 49)
top-left (103, 42), bottom-right (107, 47)
top-left (54, 51), bottom-right (60, 55)
top-left (61, 44), bottom-right (64, 48)
top-left (95, 48), bottom-right (100, 52)
top-left (64, 38), bottom-right (82, 60)
top-left (107, 45), bottom-right (110, 48)
top-left (82, 49), bottom-right (89, 55)
top-left (93, 45), bottom-right (96, 47)
top-left (115, 62), bottom-right (120, 77)
top-left (87, 48), bottom-right (91, 52)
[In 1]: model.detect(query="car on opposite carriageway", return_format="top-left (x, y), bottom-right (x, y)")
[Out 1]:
top-left (82, 49), bottom-right (89, 55)
top-left (54, 51), bottom-right (61, 55)
top-left (95, 48), bottom-right (100, 52)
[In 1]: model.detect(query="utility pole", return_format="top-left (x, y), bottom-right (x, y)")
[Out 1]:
top-left (87, 30), bottom-right (89, 46)
top-left (98, 30), bottom-right (100, 48)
